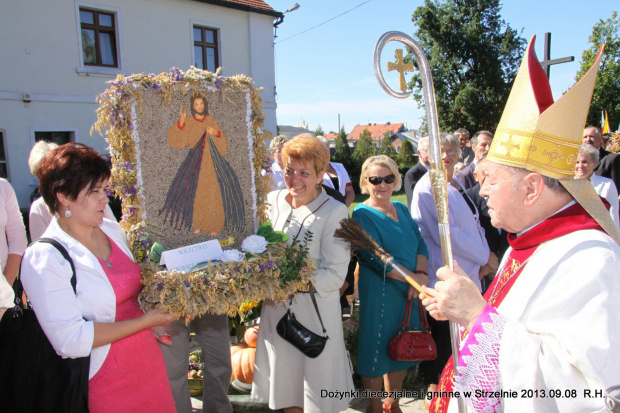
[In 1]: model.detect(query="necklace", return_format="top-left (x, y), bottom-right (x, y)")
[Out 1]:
top-left (368, 200), bottom-right (396, 219)
top-left (95, 230), bottom-right (113, 268)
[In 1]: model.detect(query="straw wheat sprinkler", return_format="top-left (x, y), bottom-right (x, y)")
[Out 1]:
top-left (334, 218), bottom-right (429, 298)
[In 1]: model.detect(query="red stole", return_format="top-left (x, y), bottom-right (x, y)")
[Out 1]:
top-left (430, 202), bottom-right (603, 413)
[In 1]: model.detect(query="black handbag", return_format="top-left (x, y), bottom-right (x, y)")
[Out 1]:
top-left (0, 238), bottom-right (90, 413)
top-left (276, 283), bottom-right (328, 358)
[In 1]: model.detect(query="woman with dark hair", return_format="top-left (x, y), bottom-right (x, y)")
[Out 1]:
top-left (162, 94), bottom-right (244, 235)
top-left (20, 143), bottom-right (176, 412)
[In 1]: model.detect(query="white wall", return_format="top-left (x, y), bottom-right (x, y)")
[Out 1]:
top-left (0, 0), bottom-right (278, 206)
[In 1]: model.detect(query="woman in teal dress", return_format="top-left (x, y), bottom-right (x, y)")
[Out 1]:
top-left (352, 155), bottom-right (429, 413)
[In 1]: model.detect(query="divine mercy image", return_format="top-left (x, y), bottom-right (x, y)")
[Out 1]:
top-left (160, 94), bottom-right (245, 236)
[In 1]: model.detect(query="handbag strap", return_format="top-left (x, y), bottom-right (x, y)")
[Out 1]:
top-left (400, 299), bottom-right (412, 330)
top-left (307, 283), bottom-right (327, 335)
top-left (417, 297), bottom-right (430, 329)
top-left (400, 298), bottom-right (431, 331)
top-left (13, 238), bottom-right (77, 307)
top-left (287, 282), bottom-right (328, 336)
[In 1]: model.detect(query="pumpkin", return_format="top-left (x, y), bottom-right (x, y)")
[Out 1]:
top-left (230, 342), bottom-right (248, 358)
top-left (243, 325), bottom-right (259, 348)
top-left (231, 347), bottom-right (256, 384)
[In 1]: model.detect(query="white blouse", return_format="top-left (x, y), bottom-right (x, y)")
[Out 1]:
top-left (21, 218), bottom-right (134, 378)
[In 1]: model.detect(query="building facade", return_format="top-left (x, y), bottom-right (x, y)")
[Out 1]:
top-left (0, 0), bottom-right (281, 206)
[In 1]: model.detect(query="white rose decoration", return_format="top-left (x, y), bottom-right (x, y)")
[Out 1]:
top-left (219, 249), bottom-right (245, 263)
top-left (241, 235), bottom-right (268, 254)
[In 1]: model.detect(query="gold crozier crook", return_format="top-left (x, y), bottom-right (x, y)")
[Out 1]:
top-left (373, 31), bottom-right (465, 413)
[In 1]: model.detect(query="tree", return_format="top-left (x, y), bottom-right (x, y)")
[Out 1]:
top-left (408, 0), bottom-right (526, 133)
top-left (333, 126), bottom-right (352, 167)
top-left (576, 11), bottom-right (620, 130)
top-left (314, 124), bottom-right (325, 136)
top-left (353, 129), bottom-right (376, 167)
top-left (379, 132), bottom-right (398, 159)
top-left (398, 139), bottom-right (416, 168)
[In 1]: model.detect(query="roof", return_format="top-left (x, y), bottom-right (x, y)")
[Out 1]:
top-left (278, 125), bottom-right (312, 138)
top-left (348, 122), bottom-right (405, 141)
top-left (397, 131), bottom-right (421, 144)
top-left (325, 133), bottom-right (338, 141)
top-left (193, 0), bottom-right (282, 18)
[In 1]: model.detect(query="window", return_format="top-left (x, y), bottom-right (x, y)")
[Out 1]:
top-left (80, 8), bottom-right (118, 67)
top-left (193, 26), bottom-right (219, 72)
top-left (0, 131), bottom-right (8, 179)
top-left (34, 131), bottom-right (72, 146)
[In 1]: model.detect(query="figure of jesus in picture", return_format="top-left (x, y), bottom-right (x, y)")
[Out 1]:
top-left (159, 94), bottom-right (244, 235)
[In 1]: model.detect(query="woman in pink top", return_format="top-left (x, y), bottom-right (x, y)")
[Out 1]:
top-left (21, 143), bottom-right (176, 412)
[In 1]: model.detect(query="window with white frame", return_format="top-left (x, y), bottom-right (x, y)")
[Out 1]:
top-left (34, 131), bottom-right (73, 146)
top-left (79, 7), bottom-right (118, 67)
top-left (0, 130), bottom-right (8, 179)
top-left (193, 26), bottom-right (219, 72)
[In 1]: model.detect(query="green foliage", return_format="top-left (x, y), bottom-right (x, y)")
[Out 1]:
top-left (278, 231), bottom-right (313, 288)
top-left (150, 242), bottom-right (165, 262)
top-left (398, 139), bottom-right (416, 168)
top-left (379, 131), bottom-right (398, 159)
top-left (256, 222), bottom-right (289, 244)
top-left (333, 126), bottom-right (360, 193)
top-left (353, 129), bottom-right (376, 167)
top-left (408, 0), bottom-right (526, 132)
top-left (239, 301), bottom-right (262, 324)
top-left (576, 11), bottom-right (620, 130)
top-left (314, 124), bottom-right (325, 136)
top-left (333, 125), bottom-right (361, 192)
top-left (333, 126), bottom-right (352, 165)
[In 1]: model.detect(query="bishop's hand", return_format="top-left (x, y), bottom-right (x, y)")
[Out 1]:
top-left (421, 260), bottom-right (487, 331)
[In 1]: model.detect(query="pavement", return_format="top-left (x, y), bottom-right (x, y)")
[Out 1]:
top-left (190, 394), bottom-right (429, 412)
top-left (344, 396), bottom-right (428, 412)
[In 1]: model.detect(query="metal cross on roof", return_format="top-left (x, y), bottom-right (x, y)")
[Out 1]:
top-left (540, 32), bottom-right (574, 79)
top-left (387, 49), bottom-right (414, 93)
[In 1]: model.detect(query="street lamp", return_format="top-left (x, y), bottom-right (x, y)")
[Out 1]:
top-left (274, 3), bottom-right (300, 30)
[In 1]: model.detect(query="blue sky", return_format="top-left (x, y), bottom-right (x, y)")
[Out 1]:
top-left (267, 0), bottom-right (617, 134)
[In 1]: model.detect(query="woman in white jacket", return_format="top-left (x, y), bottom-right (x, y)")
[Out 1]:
top-left (20, 143), bottom-right (176, 412)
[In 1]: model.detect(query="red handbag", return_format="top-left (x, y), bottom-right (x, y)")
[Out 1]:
top-left (388, 298), bottom-right (437, 361)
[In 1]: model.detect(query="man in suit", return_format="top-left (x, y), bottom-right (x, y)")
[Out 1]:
top-left (455, 130), bottom-right (493, 190)
top-left (404, 137), bottom-right (430, 209)
top-left (456, 127), bottom-right (475, 165)
top-left (583, 125), bottom-right (620, 192)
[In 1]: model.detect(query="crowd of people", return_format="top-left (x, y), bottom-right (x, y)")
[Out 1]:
top-left (1, 45), bottom-right (619, 413)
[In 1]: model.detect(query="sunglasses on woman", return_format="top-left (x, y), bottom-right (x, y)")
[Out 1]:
top-left (367, 174), bottom-right (396, 185)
